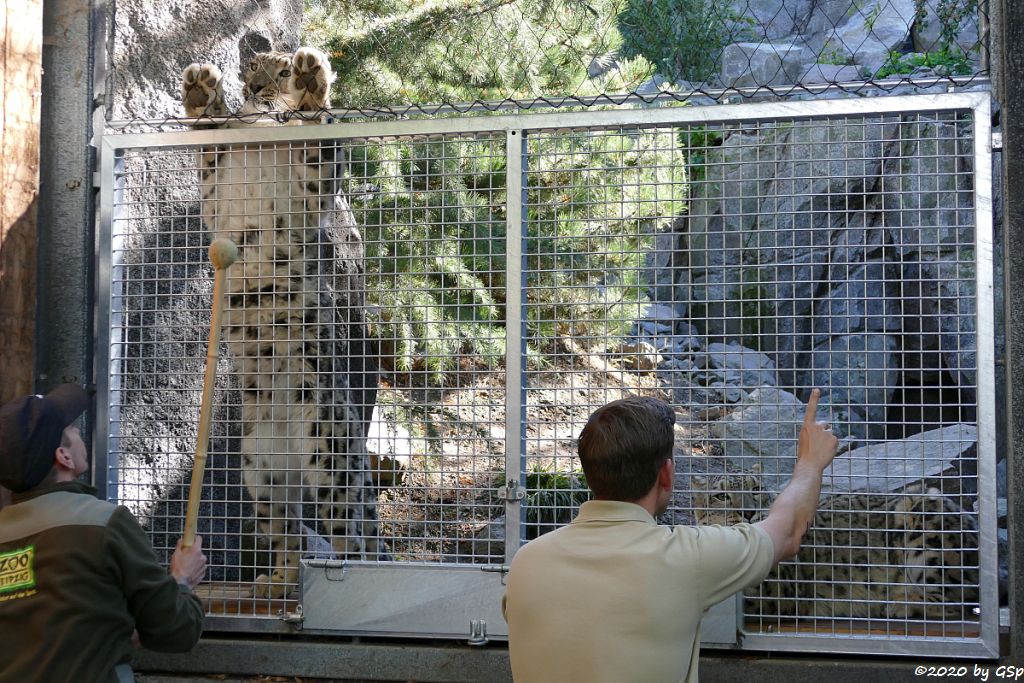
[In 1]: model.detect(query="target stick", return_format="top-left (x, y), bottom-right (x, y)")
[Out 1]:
top-left (183, 238), bottom-right (238, 548)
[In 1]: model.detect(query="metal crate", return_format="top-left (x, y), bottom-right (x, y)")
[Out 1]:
top-left (97, 92), bottom-right (998, 656)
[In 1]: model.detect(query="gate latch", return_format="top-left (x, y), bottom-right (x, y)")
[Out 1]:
top-left (280, 603), bottom-right (304, 627)
top-left (497, 479), bottom-right (526, 501)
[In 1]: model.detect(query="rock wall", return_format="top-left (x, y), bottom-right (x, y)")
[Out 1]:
top-left (110, 0), bottom-right (303, 122)
top-left (629, 0), bottom-right (983, 93)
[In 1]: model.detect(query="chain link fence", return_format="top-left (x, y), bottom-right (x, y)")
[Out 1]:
top-left (106, 0), bottom-right (990, 126)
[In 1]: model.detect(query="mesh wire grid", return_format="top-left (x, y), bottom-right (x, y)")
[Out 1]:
top-left (107, 0), bottom-right (991, 127)
top-left (519, 110), bottom-right (989, 642)
top-left (98, 94), bottom-right (996, 653)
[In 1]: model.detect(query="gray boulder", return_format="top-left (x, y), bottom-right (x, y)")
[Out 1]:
top-left (901, 254), bottom-right (978, 387)
top-left (727, 0), bottom-right (813, 40)
top-left (820, 423), bottom-right (977, 494)
top-left (880, 116), bottom-right (975, 257)
top-left (702, 342), bottom-right (777, 388)
top-left (802, 0), bottom-right (869, 53)
top-left (710, 387), bottom-right (824, 485)
top-left (808, 333), bottom-right (900, 426)
top-left (818, 0), bottom-right (917, 75)
top-left (814, 259), bottom-right (902, 347)
top-left (713, 387), bottom-right (974, 493)
top-left (720, 42), bottom-right (814, 88)
top-left (799, 63), bottom-right (865, 84)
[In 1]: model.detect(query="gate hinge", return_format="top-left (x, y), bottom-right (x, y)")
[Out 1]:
top-left (992, 132), bottom-right (1003, 151)
top-left (280, 603), bottom-right (304, 627)
top-left (497, 480), bottom-right (526, 501)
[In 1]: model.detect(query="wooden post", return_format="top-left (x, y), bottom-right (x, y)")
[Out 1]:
top-left (0, 0), bottom-right (43, 509)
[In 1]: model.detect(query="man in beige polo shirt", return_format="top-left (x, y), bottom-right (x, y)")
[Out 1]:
top-left (502, 390), bottom-right (838, 682)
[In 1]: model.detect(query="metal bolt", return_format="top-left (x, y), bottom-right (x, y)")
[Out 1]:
top-left (468, 619), bottom-right (488, 646)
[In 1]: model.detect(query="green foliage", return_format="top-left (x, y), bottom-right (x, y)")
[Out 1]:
top-left (305, 0), bottom-right (651, 107)
top-left (616, 0), bottom-right (751, 83)
top-left (306, 1), bottom-right (687, 385)
top-left (913, 0), bottom-right (980, 52)
top-left (524, 465), bottom-right (590, 538)
top-left (350, 131), bottom-right (686, 381)
top-left (523, 131), bottom-right (685, 355)
top-left (819, 42), bottom-right (855, 66)
top-left (874, 48), bottom-right (973, 79)
top-left (677, 125), bottom-right (722, 183)
top-left (352, 138), bottom-right (507, 381)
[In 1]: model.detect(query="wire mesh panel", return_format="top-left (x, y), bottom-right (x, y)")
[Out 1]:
top-left (97, 92), bottom-right (996, 654)
top-left (342, 133), bottom-right (510, 566)
top-left (517, 97), bottom-right (996, 656)
top-left (99, 129), bottom-right (513, 629)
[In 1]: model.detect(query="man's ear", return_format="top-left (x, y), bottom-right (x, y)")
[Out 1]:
top-left (54, 445), bottom-right (72, 470)
top-left (657, 458), bottom-right (673, 490)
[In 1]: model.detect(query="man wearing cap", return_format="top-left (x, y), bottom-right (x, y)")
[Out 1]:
top-left (0, 384), bottom-right (208, 683)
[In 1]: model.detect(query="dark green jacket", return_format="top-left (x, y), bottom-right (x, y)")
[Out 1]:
top-left (0, 481), bottom-right (203, 682)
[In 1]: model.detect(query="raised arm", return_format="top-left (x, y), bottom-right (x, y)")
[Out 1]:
top-left (753, 388), bottom-right (839, 565)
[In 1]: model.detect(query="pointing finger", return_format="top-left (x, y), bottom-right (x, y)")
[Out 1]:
top-left (804, 388), bottom-right (821, 425)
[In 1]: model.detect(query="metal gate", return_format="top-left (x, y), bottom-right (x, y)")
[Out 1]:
top-left (96, 92), bottom-right (998, 656)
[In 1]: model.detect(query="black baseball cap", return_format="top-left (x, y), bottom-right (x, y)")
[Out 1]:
top-left (0, 384), bottom-right (90, 492)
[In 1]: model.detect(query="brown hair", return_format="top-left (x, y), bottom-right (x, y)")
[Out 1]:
top-left (577, 396), bottom-right (675, 501)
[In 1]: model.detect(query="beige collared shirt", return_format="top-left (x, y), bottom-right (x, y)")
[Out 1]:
top-left (502, 500), bottom-right (773, 683)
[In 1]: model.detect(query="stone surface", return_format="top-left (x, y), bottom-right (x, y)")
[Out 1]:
top-left (819, 0), bottom-right (918, 74)
top-left (702, 342), bottom-right (778, 388)
top-left (799, 62), bottom-right (866, 84)
top-left (720, 42), bottom-right (814, 88)
top-left (110, 0), bottom-right (303, 122)
top-left (814, 259), bottom-right (902, 346)
top-left (713, 386), bottom-right (975, 493)
top-left (820, 423), bottom-right (977, 494)
top-left (912, 0), bottom-right (981, 53)
top-left (710, 387), bottom-right (820, 483)
top-left (808, 333), bottom-right (900, 425)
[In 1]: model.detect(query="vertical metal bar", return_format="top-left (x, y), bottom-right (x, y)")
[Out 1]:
top-left (504, 127), bottom-right (526, 561)
top-left (37, 0), bottom-right (96, 395)
top-left (999, 0), bottom-right (1024, 663)
top-left (972, 95), bottom-right (1000, 656)
top-left (94, 139), bottom-right (124, 503)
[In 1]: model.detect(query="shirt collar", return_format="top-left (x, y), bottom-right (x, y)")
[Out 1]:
top-left (573, 499), bottom-right (656, 525)
top-left (12, 479), bottom-right (99, 503)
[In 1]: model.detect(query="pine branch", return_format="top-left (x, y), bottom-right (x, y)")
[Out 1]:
top-left (328, 0), bottom-right (520, 64)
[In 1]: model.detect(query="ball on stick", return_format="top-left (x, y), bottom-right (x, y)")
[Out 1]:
top-left (208, 238), bottom-right (238, 270)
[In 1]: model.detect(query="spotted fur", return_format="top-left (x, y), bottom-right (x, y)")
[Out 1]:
top-left (691, 470), bottom-right (979, 621)
top-left (182, 48), bottom-right (386, 598)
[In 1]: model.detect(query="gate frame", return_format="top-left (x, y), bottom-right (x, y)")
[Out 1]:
top-left (98, 91), bottom-right (998, 659)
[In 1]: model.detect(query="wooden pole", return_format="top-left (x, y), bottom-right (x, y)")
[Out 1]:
top-left (0, 0), bottom-right (42, 510)
top-left (183, 238), bottom-right (238, 548)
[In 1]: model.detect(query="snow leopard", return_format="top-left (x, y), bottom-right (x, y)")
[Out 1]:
top-left (181, 47), bottom-right (387, 598)
top-left (691, 468), bottom-right (979, 622)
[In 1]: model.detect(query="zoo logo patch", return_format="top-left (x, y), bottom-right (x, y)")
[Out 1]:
top-left (0, 546), bottom-right (35, 596)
